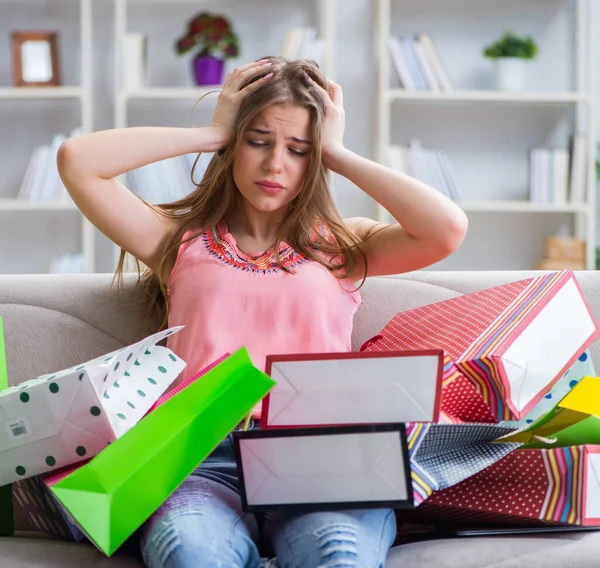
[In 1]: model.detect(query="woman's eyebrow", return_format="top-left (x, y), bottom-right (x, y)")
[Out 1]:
top-left (248, 128), bottom-right (312, 145)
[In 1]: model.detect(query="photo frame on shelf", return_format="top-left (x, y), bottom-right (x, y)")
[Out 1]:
top-left (11, 31), bottom-right (61, 87)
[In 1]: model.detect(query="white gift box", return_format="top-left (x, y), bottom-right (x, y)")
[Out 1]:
top-left (233, 424), bottom-right (413, 512)
top-left (0, 327), bottom-right (185, 485)
top-left (261, 350), bottom-right (443, 428)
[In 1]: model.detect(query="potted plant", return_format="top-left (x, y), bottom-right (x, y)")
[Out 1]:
top-left (483, 32), bottom-right (538, 92)
top-left (175, 12), bottom-right (239, 86)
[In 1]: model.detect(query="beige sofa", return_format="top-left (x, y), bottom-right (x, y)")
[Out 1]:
top-left (2, 271), bottom-right (600, 568)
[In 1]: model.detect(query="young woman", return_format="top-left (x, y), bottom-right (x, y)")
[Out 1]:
top-left (58, 56), bottom-right (467, 568)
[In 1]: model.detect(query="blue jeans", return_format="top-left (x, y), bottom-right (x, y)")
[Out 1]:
top-left (140, 429), bottom-right (397, 568)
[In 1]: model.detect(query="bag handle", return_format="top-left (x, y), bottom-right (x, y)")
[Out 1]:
top-left (359, 334), bottom-right (383, 352)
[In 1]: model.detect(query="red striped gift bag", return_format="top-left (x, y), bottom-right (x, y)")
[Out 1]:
top-left (404, 445), bottom-right (600, 527)
top-left (405, 422), bottom-right (521, 506)
top-left (362, 270), bottom-right (598, 422)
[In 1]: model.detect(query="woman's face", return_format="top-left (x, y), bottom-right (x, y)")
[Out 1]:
top-left (233, 104), bottom-right (313, 216)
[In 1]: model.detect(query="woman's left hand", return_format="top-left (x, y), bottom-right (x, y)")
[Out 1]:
top-left (312, 80), bottom-right (346, 167)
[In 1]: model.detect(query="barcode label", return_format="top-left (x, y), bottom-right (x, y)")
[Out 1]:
top-left (8, 419), bottom-right (29, 439)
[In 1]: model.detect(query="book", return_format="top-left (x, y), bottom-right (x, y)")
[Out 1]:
top-left (388, 33), bottom-right (454, 91)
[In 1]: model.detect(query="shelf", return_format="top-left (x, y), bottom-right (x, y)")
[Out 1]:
top-left (122, 87), bottom-right (221, 101)
top-left (0, 87), bottom-right (84, 100)
top-left (458, 201), bottom-right (590, 213)
top-left (0, 199), bottom-right (78, 212)
top-left (385, 90), bottom-right (591, 105)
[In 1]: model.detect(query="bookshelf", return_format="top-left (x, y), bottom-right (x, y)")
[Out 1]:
top-left (0, 0), bottom-right (95, 274)
top-left (375, 0), bottom-right (597, 270)
top-left (110, 0), bottom-right (336, 269)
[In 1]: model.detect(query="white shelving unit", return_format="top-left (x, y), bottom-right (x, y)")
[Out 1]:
top-left (114, 0), bottom-right (335, 128)
top-left (111, 0), bottom-right (335, 268)
top-left (375, 0), bottom-right (597, 270)
top-left (0, 0), bottom-right (95, 274)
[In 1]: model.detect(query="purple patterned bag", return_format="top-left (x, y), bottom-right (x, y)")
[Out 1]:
top-left (13, 476), bottom-right (85, 541)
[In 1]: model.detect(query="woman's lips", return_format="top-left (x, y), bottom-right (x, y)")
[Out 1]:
top-left (256, 181), bottom-right (285, 195)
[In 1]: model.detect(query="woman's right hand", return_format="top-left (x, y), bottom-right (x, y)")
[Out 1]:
top-left (210, 59), bottom-right (274, 144)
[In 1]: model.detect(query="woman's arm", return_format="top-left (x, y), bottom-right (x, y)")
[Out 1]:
top-left (328, 148), bottom-right (468, 276)
top-left (57, 126), bottom-right (226, 273)
top-left (313, 80), bottom-right (468, 277)
top-left (58, 59), bottom-right (273, 274)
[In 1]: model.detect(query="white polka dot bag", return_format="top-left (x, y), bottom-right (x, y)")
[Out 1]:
top-left (0, 326), bottom-right (186, 487)
top-left (13, 354), bottom-right (229, 543)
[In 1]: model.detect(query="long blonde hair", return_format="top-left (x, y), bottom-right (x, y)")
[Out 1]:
top-left (116, 56), bottom-right (370, 327)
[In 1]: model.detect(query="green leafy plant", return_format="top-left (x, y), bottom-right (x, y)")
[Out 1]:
top-left (483, 32), bottom-right (538, 60)
top-left (175, 12), bottom-right (239, 60)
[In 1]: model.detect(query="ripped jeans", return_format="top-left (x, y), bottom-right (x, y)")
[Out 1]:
top-left (140, 430), bottom-right (397, 568)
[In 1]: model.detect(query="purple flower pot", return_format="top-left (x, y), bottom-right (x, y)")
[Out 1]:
top-left (193, 55), bottom-right (224, 86)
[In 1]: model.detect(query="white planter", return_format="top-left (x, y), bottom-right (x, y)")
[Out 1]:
top-left (493, 58), bottom-right (531, 92)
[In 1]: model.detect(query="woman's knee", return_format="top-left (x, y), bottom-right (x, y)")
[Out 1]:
top-left (268, 508), bottom-right (397, 568)
top-left (141, 476), bottom-right (260, 568)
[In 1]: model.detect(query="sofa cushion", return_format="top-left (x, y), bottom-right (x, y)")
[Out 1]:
top-left (0, 537), bottom-right (143, 568)
top-left (0, 274), bottom-right (159, 388)
top-left (386, 530), bottom-right (600, 568)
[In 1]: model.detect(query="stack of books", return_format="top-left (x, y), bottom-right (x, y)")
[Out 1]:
top-left (126, 152), bottom-right (212, 204)
top-left (386, 141), bottom-right (461, 201)
top-left (17, 128), bottom-right (82, 202)
top-left (529, 136), bottom-right (587, 204)
top-left (388, 33), bottom-right (453, 91)
top-left (281, 27), bottom-right (325, 65)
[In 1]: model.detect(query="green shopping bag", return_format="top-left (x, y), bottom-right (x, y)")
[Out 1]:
top-left (50, 347), bottom-right (274, 556)
top-left (0, 317), bottom-right (14, 537)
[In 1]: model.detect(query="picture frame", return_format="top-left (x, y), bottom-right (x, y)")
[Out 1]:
top-left (11, 31), bottom-right (61, 87)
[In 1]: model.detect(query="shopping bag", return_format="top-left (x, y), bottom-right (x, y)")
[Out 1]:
top-left (12, 475), bottom-right (85, 541)
top-left (0, 316), bottom-right (13, 536)
top-left (502, 375), bottom-right (600, 449)
top-left (0, 327), bottom-right (185, 485)
top-left (234, 421), bottom-right (521, 512)
top-left (502, 350), bottom-right (595, 429)
top-left (234, 424), bottom-right (413, 512)
top-left (48, 347), bottom-right (275, 556)
top-left (406, 445), bottom-right (600, 527)
top-left (407, 422), bottom-right (521, 505)
top-left (261, 350), bottom-right (443, 428)
top-left (362, 270), bottom-right (598, 422)
top-left (436, 355), bottom-right (497, 424)
top-left (17, 353), bottom-right (231, 543)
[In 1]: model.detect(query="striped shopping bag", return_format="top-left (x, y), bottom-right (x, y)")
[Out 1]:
top-left (405, 445), bottom-right (600, 527)
top-left (362, 270), bottom-right (598, 422)
top-left (406, 422), bottom-right (521, 505)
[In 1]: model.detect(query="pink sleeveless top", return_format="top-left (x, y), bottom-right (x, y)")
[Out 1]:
top-left (166, 222), bottom-right (361, 397)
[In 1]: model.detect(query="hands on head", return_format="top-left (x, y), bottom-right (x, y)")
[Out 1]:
top-left (209, 57), bottom-right (346, 163)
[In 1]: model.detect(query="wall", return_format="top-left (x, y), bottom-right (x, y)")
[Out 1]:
top-left (0, 0), bottom-right (596, 273)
